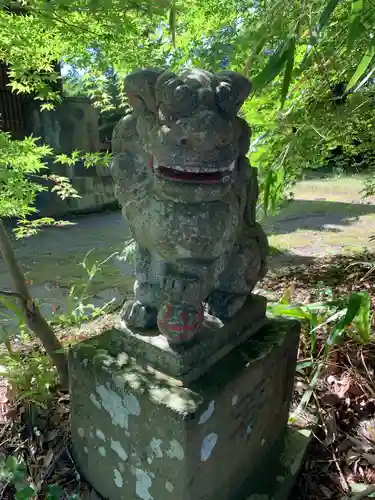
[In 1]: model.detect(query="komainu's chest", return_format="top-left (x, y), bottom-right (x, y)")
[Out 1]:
top-left (125, 196), bottom-right (242, 260)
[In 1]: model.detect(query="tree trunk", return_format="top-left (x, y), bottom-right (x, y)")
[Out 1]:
top-left (0, 220), bottom-right (69, 390)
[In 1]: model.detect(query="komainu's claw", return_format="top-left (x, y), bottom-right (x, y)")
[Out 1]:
top-left (121, 300), bottom-right (157, 330)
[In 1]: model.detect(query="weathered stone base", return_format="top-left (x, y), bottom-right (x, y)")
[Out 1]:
top-left (103, 294), bottom-right (267, 383)
top-left (69, 318), bottom-right (300, 500)
top-left (244, 426), bottom-right (312, 500)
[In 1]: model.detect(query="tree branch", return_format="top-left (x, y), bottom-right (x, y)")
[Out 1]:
top-left (0, 220), bottom-right (69, 390)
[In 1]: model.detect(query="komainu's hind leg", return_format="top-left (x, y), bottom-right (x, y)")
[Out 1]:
top-left (206, 223), bottom-right (268, 318)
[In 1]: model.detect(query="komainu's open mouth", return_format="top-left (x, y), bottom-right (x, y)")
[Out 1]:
top-left (154, 161), bottom-right (235, 184)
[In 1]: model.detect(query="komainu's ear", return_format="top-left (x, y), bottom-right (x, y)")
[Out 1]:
top-left (124, 68), bottom-right (165, 114)
top-left (215, 70), bottom-right (252, 116)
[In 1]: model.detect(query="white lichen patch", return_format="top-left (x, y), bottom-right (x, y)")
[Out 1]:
top-left (198, 400), bottom-right (215, 425)
top-left (116, 352), bottom-right (129, 367)
top-left (99, 447), bottom-right (106, 457)
top-left (96, 429), bottom-right (106, 441)
top-left (131, 467), bottom-right (154, 500)
top-left (200, 433), bottom-right (218, 462)
top-left (150, 438), bottom-right (163, 459)
top-left (90, 393), bottom-right (102, 410)
top-left (166, 439), bottom-right (184, 461)
top-left (148, 385), bottom-right (194, 415)
top-left (123, 372), bottom-right (143, 391)
top-left (231, 394), bottom-right (239, 406)
top-left (78, 428), bottom-right (85, 438)
top-left (84, 446), bottom-right (88, 454)
top-left (247, 423), bottom-right (253, 435)
top-left (113, 469), bottom-right (123, 488)
top-left (165, 481), bottom-right (174, 493)
top-left (96, 385), bottom-right (141, 429)
top-left (261, 438), bottom-right (266, 446)
top-left (111, 439), bottom-right (128, 461)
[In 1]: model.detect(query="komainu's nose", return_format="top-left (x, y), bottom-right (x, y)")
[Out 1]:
top-left (176, 112), bottom-right (234, 151)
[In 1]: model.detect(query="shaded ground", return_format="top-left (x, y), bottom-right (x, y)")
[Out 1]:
top-left (261, 253), bottom-right (375, 500)
top-left (264, 175), bottom-right (375, 262)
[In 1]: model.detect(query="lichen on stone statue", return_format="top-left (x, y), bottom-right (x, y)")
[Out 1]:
top-left (111, 67), bottom-right (268, 344)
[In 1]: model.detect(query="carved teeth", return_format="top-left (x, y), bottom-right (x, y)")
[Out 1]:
top-left (154, 160), bottom-right (236, 173)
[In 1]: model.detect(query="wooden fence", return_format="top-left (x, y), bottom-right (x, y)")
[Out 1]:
top-left (0, 62), bottom-right (26, 138)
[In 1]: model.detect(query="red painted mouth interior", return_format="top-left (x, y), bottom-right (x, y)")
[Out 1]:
top-left (157, 166), bottom-right (227, 184)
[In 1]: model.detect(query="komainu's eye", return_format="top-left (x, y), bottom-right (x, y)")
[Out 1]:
top-left (174, 84), bottom-right (190, 101)
top-left (215, 82), bottom-right (235, 114)
top-left (159, 82), bottom-right (197, 119)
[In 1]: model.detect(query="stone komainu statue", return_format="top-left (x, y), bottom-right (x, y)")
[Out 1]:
top-left (111, 68), bottom-right (268, 344)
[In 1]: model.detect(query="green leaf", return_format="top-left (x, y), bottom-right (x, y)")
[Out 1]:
top-left (346, 39), bottom-right (375, 90)
top-left (296, 359), bottom-right (314, 371)
top-left (271, 169), bottom-right (284, 213)
top-left (15, 486), bottom-right (35, 500)
top-left (298, 46), bottom-right (314, 74)
top-left (252, 41), bottom-right (289, 93)
top-left (262, 169), bottom-right (274, 216)
top-left (169, 0), bottom-right (176, 47)
top-left (291, 361), bottom-right (324, 417)
top-left (5, 456), bottom-right (19, 472)
top-left (325, 292), bottom-right (364, 352)
top-left (268, 303), bottom-right (311, 320)
top-left (347, 0), bottom-right (364, 52)
top-left (280, 286), bottom-right (293, 305)
top-left (46, 484), bottom-right (64, 500)
top-left (352, 291), bottom-right (371, 343)
top-left (253, 32), bottom-right (269, 57)
top-left (349, 482), bottom-right (375, 496)
top-left (297, 0), bottom-right (339, 73)
top-left (244, 25), bottom-right (269, 74)
top-left (280, 37), bottom-right (296, 109)
top-left (316, 0), bottom-right (340, 33)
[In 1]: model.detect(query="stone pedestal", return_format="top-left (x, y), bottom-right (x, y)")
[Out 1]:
top-left (69, 307), bottom-right (301, 500)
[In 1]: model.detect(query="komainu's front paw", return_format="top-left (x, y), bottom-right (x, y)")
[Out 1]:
top-left (157, 302), bottom-right (204, 344)
top-left (121, 300), bottom-right (157, 329)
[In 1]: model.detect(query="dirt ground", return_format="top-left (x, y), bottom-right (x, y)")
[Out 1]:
top-left (265, 175), bottom-right (375, 265)
top-left (1, 174), bottom-right (374, 327)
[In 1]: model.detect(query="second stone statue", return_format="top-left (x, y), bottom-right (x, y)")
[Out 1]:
top-left (111, 67), bottom-right (268, 344)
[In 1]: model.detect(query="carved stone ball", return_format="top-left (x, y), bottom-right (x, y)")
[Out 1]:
top-left (157, 302), bottom-right (204, 344)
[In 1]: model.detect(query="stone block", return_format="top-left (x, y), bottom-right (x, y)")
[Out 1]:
top-left (248, 426), bottom-right (312, 500)
top-left (112, 294), bottom-right (267, 383)
top-left (69, 317), bottom-right (300, 500)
